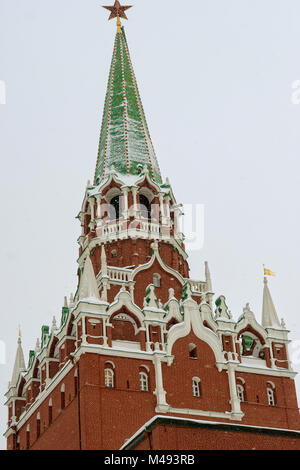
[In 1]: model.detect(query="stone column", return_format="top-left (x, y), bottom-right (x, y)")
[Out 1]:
top-left (132, 187), bottom-right (138, 215)
top-left (89, 198), bottom-right (95, 221)
top-left (122, 188), bottom-right (129, 219)
top-left (81, 315), bottom-right (87, 345)
top-left (159, 194), bottom-right (165, 218)
top-left (96, 195), bottom-right (101, 218)
top-left (102, 318), bottom-right (108, 347)
top-left (227, 362), bottom-right (243, 420)
top-left (153, 353), bottom-right (169, 413)
top-left (269, 342), bottom-right (276, 368)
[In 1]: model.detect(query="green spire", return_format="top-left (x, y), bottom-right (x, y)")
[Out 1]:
top-left (94, 26), bottom-right (162, 185)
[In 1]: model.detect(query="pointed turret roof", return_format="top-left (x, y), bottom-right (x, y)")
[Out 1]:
top-left (94, 26), bottom-right (162, 186)
top-left (10, 336), bottom-right (25, 387)
top-left (77, 253), bottom-right (101, 302)
top-left (262, 277), bottom-right (281, 328)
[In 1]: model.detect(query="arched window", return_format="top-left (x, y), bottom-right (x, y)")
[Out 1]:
top-left (105, 368), bottom-right (114, 388)
top-left (60, 384), bottom-right (65, 410)
top-left (237, 384), bottom-right (245, 402)
top-left (267, 383), bottom-right (276, 406)
top-left (140, 372), bottom-right (149, 392)
top-left (36, 412), bottom-right (41, 438)
top-left (74, 370), bottom-right (78, 396)
top-left (110, 196), bottom-right (121, 220)
top-left (26, 424), bottom-right (30, 450)
top-left (192, 377), bottom-right (201, 397)
top-left (189, 343), bottom-right (197, 359)
top-left (48, 399), bottom-right (53, 426)
top-left (153, 273), bottom-right (161, 288)
top-left (139, 195), bottom-right (151, 219)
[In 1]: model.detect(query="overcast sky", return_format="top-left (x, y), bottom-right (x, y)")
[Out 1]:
top-left (1, 0), bottom-right (300, 449)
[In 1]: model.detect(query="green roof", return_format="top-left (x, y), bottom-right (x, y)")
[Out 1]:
top-left (94, 27), bottom-right (162, 185)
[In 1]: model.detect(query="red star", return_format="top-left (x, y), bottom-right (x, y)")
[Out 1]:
top-left (103, 0), bottom-right (132, 21)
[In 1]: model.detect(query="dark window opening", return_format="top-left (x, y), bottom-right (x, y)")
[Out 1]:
top-left (36, 419), bottom-right (40, 439)
top-left (48, 406), bottom-right (52, 425)
top-left (61, 391), bottom-right (65, 410)
top-left (26, 431), bottom-right (30, 450)
top-left (110, 196), bottom-right (121, 220)
top-left (189, 344), bottom-right (198, 359)
top-left (139, 195), bottom-right (151, 219)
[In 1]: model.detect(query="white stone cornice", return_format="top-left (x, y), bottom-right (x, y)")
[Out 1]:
top-left (265, 327), bottom-right (290, 342)
top-left (166, 407), bottom-right (243, 422)
top-left (235, 363), bottom-right (297, 378)
top-left (74, 344), bottom-right (161, 362)
top-left (72, 299), bottom-right (109, 320)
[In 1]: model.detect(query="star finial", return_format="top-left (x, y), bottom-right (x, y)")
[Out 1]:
top-left (103, 1), bottom-right (132, 21)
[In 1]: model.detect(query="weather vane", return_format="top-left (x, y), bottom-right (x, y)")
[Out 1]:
top-left (103, 0), bottom-right (132, 32)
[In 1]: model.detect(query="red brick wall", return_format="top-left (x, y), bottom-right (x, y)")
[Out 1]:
top-left (133, 423), bottom-right (300, 450)
top-left (163, 332), bottom-right (231, 413)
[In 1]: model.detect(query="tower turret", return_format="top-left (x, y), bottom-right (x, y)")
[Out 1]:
top-left (262, 277), bottom-right (281, 328)
top-left (10, 334), bottom-right (25, 389)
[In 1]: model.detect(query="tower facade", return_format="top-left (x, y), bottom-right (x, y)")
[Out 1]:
top-left (4, 6), bottom-right (300, 450)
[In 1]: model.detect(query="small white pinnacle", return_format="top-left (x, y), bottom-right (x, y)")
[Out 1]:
top-left (51, 316), bottom-right (57, 332)
top-left (35, 338), bottom-right (41, 352)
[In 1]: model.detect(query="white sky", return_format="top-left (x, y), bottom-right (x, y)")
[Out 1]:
top-left (1, 0), bottom-right (300, 450)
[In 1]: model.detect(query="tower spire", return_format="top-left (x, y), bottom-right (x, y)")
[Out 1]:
top-left (262, 277), bottom-right (281, 328)
top-left (10, 333), bottom-right (25, 387)
top-left (94, 3), bottom-right (162, 186)
top-left (77, 253), bottom-right (101, 302)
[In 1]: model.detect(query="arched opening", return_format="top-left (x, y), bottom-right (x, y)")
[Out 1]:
top-left (105, 368), bottom-right (114, 388)
top-left (139, 195), bottom-right (151, 219)
top-left (239, 331), bottom-right (265, 358)
top-left (109, 195), bottom-right (122, 220)
top-left (36, 412), bottom-right (41, 438)
top-left (236, 377), bottom-right (246, 402)
top-left (26, 425), bottom-right (30, 450)
top-left (192, 377), bottom-right (201, 397)
top-left (237, 384), bottom-right (245, 402)
top-left (60, 384), bottom-right (65, 410)
top-left (189, 343), bottom-right (198, 359)
top-left (267, 382), bottom-right (276, 406)
top-left (111, 312), bottom-right (139, 342)
top-left (139, 371), bottom-right (149, 392)
top-left (48, 399), bottom-right (53, 426)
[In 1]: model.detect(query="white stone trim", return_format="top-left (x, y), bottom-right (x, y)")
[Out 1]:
top-left (167, 298), bottom-right (224, 368)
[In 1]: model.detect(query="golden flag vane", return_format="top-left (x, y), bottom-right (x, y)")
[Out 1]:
top-left (103, 1), bottom-right (132, 33)
top-left (263, 264), bottom-right (276, 277)
top-left (18, 324), bottom-right (22, 338)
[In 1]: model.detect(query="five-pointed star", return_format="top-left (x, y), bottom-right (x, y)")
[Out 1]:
top-left (103, 0), bottom-right (132, 20)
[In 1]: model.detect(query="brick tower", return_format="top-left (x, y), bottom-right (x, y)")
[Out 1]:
top-left (4, 2), bottom-right (300, 450)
